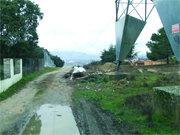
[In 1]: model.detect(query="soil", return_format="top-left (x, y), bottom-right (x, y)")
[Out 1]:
top-left (0, 68), bottom-right (73, 134)
top-left (0, 67), bottom-right (127, 135)
top-left (72, 99), bottom-right (130, 135)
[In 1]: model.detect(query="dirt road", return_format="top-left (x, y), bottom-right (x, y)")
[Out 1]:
top-left (0, 68), bottom-right (127, 135)
top-left (0, 68), bottom-right (76, 135)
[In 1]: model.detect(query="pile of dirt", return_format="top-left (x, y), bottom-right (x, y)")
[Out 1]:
top-left (99, 62), bottom-right (116, 72)
top-left (84, 62), bottom-right (139, 73)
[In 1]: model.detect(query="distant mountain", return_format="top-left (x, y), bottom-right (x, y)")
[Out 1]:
top-left (51, 51), bottom-right (148, 66)
top-left (50, 51), bottom-right (100, 66)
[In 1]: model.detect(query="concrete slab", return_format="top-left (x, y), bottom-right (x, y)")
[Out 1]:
top-left (154, 86), bottom-right (180, 95)
top-left (104, 72), bottom-right (127, 81)
top-left (153, 86), bottom-right (180, 130)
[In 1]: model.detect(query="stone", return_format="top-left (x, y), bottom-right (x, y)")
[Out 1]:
top-left (147, 69), bottom-right (158, 73)
top-left (138, 69), bottom-right (143, 73)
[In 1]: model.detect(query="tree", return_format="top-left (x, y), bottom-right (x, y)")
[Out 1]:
top-left (126, 45), bottom-right (138, 59)
top-left (0, 0), bottom-right (43, 58)
top-left (101, 45), bottom-right (116, 64)
top-left (50, 55), bottom-right (64, 67)
top-left (100, 44), bottom-right (137, 64)
top-left (146, 28), bottom-right (174, 64)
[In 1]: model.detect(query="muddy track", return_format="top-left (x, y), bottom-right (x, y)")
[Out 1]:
top-left (0, 67), bottom-right (129, 135)
top-left (72, 99), bottom-right (130, 135)
top-left (0, 68), bottom-right (73, 134)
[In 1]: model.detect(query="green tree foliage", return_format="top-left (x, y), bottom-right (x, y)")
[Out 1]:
top-left (10, 42), bottom-right (44, 58)
top-left (126, 45), bottom-right (137, 60)
top-left (100, 44), bottom-right (137, 63)
top-left (0, 0), bottom-right (43, 58)
top-left (100, 45), bottom-right (116, 64)
top-left (50, 55), bottom-right (64, 67)
top-left (146, 28), bottom-right (174, 64)
top-left (41, 49), bottom-right (64, 67)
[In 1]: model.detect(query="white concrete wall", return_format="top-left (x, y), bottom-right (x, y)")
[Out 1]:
top-left (0, 59), bottom-right (22, 93)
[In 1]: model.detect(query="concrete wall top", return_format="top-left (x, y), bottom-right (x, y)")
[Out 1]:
top-left (154, 86), bottom-right (180, 96)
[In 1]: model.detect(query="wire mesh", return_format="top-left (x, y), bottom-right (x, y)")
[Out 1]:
top-left (22, 51), bottom-right (55, 75)
top-left (14, 58), bottom-right (21, 75)
top-left (3, 59), bottom-right (11, 80)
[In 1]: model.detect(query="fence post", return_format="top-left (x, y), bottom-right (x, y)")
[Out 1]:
top-left (20, 59), bottom-right (22, 74)
top-left (0, 58), bottom-right (4, 80)
top-left (10, 59), bottom-right (14, 78)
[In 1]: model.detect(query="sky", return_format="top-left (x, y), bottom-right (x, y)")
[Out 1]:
top-left (32, 0), bottom-right (163, 57)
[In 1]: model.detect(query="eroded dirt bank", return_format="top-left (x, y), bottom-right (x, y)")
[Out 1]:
top-left (72, 99), bottom-right (130, 135)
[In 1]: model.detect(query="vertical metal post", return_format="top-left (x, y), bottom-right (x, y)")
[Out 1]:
top-left (126, 0), bottom-right (130, 15)
top-left (0, 58), bottom-right (4, 80)
top-left (117, 61), bottom-right (121, 72)
top-left (145, 0), bottom-right (147, 21)
top-left (115, 0), bottom-right (119, 21)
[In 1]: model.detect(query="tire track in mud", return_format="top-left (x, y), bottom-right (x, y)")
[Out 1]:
top-left (72, 99), bottom-right (130, 135)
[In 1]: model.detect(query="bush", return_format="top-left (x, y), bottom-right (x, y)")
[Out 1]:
top-left (83, 61), bottom-right (102, 69)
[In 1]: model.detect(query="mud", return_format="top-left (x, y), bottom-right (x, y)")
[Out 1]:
top-left (21, 104), bottom-right (80, 135)
top-left (0, 68), bottom-right (74, 135)
top-left (0, 67), bottom-right (128, 135)
top-left (72, 99), bottom-right (130, 135)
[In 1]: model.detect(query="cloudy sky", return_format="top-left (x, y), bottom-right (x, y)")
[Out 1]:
top-left (32, 0), bottom-right (163, 57)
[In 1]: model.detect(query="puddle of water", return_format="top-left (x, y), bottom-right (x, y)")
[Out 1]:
top-left (21, 104), bottom-right (80, 135)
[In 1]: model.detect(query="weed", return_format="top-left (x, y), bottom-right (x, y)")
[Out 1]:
top-left (34, 89), bottom-right (45, 97)
top-left (72, 71), bottom-right (180, 134)
top-left (0, 67), bottom-right (59, 101)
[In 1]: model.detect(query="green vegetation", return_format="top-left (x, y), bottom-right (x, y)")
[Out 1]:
top-left (0, 0), bottom-right (43, 58)
top-left (34, 89), bottom-right (45, 97)
top-left (100, 44), bottom-right (137, 64)
top-left (101, 45), bottom-right (116, 64)
top-left (0, 67), bottom-right (59, 101)
top-left (146, 28), bottom-right (174, 64)
top-left (50, 55), bottom-right (64, 67)
top-left (0, 0), bottom-right (64, 67)
top-left (72, 71), bottom-right (180, 134)
top-left (83, 61), bottom-right (102, 70)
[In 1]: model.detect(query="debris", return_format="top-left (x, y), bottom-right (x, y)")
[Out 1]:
top-left (73, 72), bottom-right (84, 78)
top-left (73, 67), bottom-right (86, 74)
top-left (138, 69), bottom-right (143, 73)
top-left (147, 69), bottom-right (158, 73)
top-left (64, 72), bottom-right (72, 79)
top-left (72, 67), bottom-right (86, 79)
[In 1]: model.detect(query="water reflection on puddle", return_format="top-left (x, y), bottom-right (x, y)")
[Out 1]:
top-left (21, 104), bottom-right (80, 135)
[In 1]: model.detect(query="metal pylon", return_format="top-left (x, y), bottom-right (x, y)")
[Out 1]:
top-left (115, 0), bottom-right (154, 71)
top-left (153, 0), bottom-right (180, 61)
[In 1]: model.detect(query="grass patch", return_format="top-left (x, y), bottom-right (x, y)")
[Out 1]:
top-left (72, 71), bottom-right (180, 134)
top-left (0, 67), bottom-right (59, 101)
top-left (34, 89), bottom-right (45, 97)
